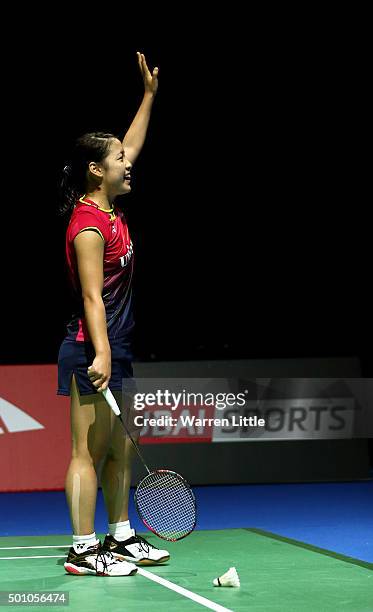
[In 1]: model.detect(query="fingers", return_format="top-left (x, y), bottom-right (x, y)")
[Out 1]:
top-left (87, 365), bottom-right (109, 392)
top-left (136, 51), bottom-right (154, 73)
top-left (97, 380), bottom-right (109, 393)
top-left (137, 50), bottom-right (146, 72)
top-left (136, 51), bottom-right (159, 86)
top-left (136, 50), bottom-right (142, 70)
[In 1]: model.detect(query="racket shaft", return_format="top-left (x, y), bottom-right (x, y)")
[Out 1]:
top-left (102, 387), bottom-right (150, 473)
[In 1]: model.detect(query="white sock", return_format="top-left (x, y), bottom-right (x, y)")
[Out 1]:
top-left (72, 532), bottom-right (99, 553)
top-left (108, 520), bottom-right (133, 541)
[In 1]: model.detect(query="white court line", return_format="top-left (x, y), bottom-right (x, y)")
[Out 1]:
top-left (0, 555), bottom-right (65, 560)
top-left (137, 567), bottom-right (233, 612)
top-left (0, 548), bottom-right (234, 611)
top-left (0, 545), bottom-right (70, 550)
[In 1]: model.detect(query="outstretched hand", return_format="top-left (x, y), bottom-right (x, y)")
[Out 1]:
top-left (137, 51), bottom-right (158, 96)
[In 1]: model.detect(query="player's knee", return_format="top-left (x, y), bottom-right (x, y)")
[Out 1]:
top-left (105, 443), bottom-right (125, 464)
top-left (71, 445), bottom-right (107, 469)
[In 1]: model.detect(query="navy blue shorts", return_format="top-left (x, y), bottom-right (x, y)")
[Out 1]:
top-left (57, 335), bottom-right (134, 397)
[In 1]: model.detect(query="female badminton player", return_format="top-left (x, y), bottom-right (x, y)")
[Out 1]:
top-left (57, 52), bottom-right (169, 576)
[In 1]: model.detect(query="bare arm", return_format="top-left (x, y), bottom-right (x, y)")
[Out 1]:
top-left (123, 52), bottom-right (159, 165)
top-left (74, 230), bottom-right (111, 392)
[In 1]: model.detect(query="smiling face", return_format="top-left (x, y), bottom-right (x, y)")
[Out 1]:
top-left (91, 138), bottom-right (132, 198)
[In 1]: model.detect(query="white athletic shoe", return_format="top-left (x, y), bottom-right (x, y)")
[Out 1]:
top-left (102, 531), bottom-right (170, 565)
top-left (64, 542), bottom-right (138, 576)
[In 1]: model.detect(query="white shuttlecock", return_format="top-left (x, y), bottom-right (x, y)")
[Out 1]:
top-left (213, 567), bottom-right (240, 587)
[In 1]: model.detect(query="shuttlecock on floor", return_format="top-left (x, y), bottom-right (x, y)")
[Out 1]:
top-left (213, 567), bottom-right (240, 587)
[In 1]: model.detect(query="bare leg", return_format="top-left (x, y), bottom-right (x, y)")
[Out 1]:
top-left (101, 392), bottom-right (139, 524)
top-left (65, 375), bottom-right (113, 535)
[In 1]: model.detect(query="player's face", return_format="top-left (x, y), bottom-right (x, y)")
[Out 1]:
top-left (102, 139), bottom-right (132, 197)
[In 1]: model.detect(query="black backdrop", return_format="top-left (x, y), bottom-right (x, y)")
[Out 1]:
top-left (1, 20), bottom-right (370, 373)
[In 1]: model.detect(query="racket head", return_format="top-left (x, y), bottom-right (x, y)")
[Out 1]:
top-left (134, 469), bottom-right (197, 542)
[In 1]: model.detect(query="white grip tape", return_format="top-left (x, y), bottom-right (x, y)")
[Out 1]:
top-left (102, 387), bottom-right (121, 416)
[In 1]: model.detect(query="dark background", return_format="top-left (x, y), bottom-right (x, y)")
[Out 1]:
top-left (0, 15), bottom-right (370, 372)
top-left (0, 12), bottom-right (371, 474)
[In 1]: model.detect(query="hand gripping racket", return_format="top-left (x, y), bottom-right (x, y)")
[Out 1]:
top-left (102, 387), bottom-right (196, 541)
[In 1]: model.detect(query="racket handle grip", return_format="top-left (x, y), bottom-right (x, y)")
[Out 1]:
top-left (102, 387), bottom-right (121, 416)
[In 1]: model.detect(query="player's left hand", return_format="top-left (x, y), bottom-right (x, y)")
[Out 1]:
top-left (137, 51), bottom-right (158, 96)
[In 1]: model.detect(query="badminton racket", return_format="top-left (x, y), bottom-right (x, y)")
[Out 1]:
top-left (102, 386), bottom-right (196, 542)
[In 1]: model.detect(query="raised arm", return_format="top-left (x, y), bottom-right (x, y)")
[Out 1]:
top-left (122, 52), bottom-right (159, 165)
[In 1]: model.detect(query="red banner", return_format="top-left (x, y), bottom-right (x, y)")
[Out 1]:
top-left (0, 365), bottom-right (71, 492)
top-left (139, 405), bottom-right (215, 444)
top-left (0, 365), bottom-right (214, 492)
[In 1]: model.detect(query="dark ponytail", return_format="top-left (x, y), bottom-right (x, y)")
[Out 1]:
top-left (58, 132), bottom-right (116, 216)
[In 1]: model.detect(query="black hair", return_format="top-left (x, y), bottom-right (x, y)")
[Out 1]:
top-left (58, 132), bottom-right (116, 215)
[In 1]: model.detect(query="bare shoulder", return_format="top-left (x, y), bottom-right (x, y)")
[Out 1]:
top-left (74, 228), bottom-right (105, 253)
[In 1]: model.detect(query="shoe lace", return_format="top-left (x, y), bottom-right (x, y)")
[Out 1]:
top-left (94, 546), bottom-right (119, 573)
top-left (132, 534), bottom-right (158, 554)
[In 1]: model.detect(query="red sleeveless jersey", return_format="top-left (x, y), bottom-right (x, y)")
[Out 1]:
top-left (64, 199), bottom-right (134, 342)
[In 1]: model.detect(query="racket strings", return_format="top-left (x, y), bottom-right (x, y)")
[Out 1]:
top-left (135, 471), bottom-right (196, 541)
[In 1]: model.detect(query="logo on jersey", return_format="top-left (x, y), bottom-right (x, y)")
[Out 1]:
top-left (120, 241), bottom-right (134, 268)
